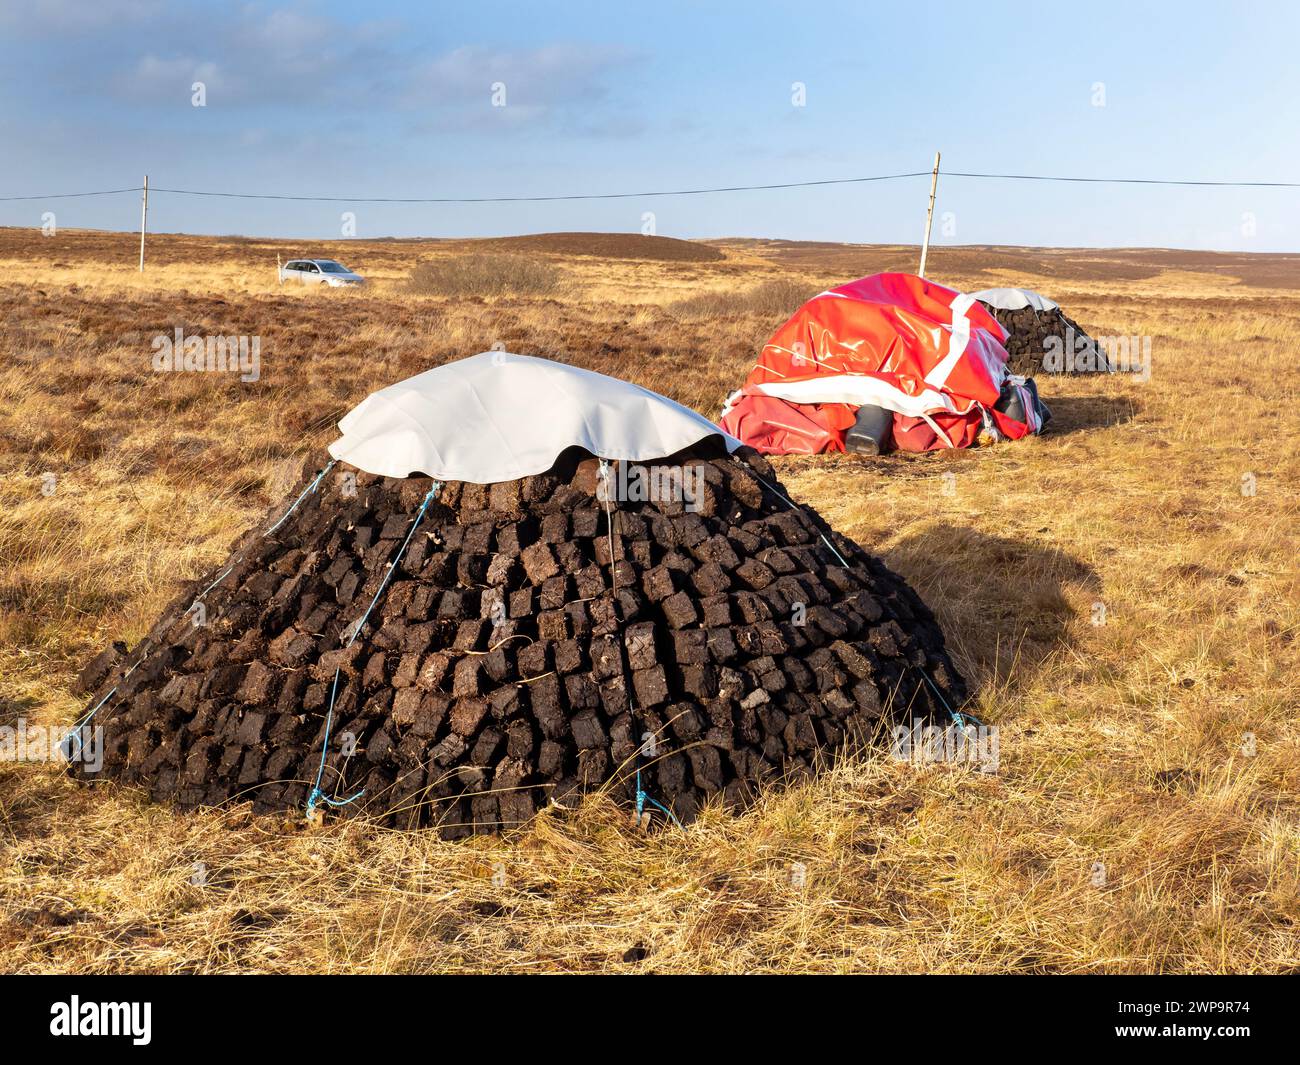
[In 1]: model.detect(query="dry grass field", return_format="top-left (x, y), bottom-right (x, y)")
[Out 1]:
top-left (1, 227), bottom-right (1297, 973)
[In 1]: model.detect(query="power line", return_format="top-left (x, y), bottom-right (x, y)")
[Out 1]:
top-left (0, 187), bottom-right (144, 202)
top-left (945, 171), bottom-right (1300, 189)
top-left (146, 171), bottom-right (930, 203)
top-left (2, 168), bottom-right (1297, 205)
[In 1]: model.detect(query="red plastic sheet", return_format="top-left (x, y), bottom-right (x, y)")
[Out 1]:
top-left (720, 273), bottom-right (1029, 453)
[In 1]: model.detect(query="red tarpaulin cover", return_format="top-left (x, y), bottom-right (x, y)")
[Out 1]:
top-left (720, 272), bottom-right (1037, 453)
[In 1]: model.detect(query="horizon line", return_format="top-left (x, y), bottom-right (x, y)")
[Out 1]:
top-left (4, 224), bottom-right (1298, 258)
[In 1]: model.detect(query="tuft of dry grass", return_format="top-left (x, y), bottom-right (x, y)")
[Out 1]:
top-left (1, 228), bottom-right (1298, 973)
top-left (667, 277), bottom-right (821, 320)
top-left (406, 253), bottom-right (566, 298)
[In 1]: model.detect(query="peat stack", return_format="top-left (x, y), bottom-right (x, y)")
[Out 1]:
top-left (977, 299), bottom-right (1110, 376)
top-left (71, 446), bottom-right (966, 835)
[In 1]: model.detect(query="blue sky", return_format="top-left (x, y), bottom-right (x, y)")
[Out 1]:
top-left (2, 0), bottom-right (1297, 250)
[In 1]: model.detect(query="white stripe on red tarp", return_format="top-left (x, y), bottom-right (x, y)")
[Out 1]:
top-left (753, 374), bottom-right (964, 416)
top-left (923, 292), bottom-right (977, 390)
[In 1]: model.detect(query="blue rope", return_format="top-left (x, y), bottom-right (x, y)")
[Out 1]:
top-left (599, 459), bottom-right (680, 830)
top-left (265, 459), bottom-right (337, 536)
top-left (743, 463), bottom-right (850, 568)
top-left (61, 657), bottom-right (145, 761)
top-left (340, 482), bottom-right (441, 649)
top-left (65, 461), bottom-right (342, 766)
top-left (192, 563), bottom-right (236, 605)
top-left (916, 667), bottom-right (981, 731)
top-left (306, 482), bottom-right (441, 818)
top-left (635, 764), bottom-right (684, 829)
top-left (305, 667), bottom-right (367, 813)
top-left (61, 685), bottom-right (117, 762)
top-left (194, 459), bottom-right (338, 607)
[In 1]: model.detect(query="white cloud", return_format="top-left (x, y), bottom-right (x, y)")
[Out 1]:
top-left (119, 55), bottom-right (223, 98)
top-left (412, 43), bottom-right (636, 109)
top-left (5, 5), bottom-right (644, 139)
top-left (2, 0), bottom-right (166, 32)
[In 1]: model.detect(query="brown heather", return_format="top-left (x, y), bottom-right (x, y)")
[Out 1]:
top-left (1, 227), bottom-right (1298, 973)
top-left (406, 252), bottom-right (567, 298)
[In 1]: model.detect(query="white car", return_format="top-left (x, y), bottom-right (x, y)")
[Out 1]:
top-left (279, 258), bottom-right (365, 287)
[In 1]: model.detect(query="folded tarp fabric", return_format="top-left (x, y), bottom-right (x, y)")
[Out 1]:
top-left (330, 352), bottom-right (742, 483)
top-left (968, 286), bottom-right (1060, 312)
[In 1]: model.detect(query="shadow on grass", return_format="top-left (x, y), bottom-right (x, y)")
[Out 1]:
top-left (886, 524), bottom-right (1101, 693)
top-left (0, 692), bottom-right (41, 726)
top-left (772, 392), bottom-right (1140, 485)
top-left (1042, 392), bottom-right (1139, 435)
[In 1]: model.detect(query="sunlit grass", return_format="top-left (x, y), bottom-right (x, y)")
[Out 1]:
top-left (1, 229), bottom-right (1297, 972)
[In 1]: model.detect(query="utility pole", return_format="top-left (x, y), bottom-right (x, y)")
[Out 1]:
top-left (918, 152), bottom-right (940, 278)
top-left (138, 175), bottom-right (149, 272)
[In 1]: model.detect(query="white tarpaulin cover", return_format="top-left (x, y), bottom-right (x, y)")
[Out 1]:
top-left (969, 287), bottom-right (1060, 312)
top-left (328, 351), bottom-right (741, 483)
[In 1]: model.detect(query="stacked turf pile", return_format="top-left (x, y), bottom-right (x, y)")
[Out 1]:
top-left (72, 446), bottom-right (966, 836)
top-left (973, 289), bottom-right (1110, 376)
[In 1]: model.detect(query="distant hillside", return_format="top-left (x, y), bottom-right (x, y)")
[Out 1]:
top-left (473, 231), bottom-right (724, 263)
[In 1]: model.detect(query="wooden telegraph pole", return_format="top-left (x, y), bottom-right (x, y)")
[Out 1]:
top-left (138, 175), bottom-right (149, 272)
top-left (918, 152), bottom-right (940, 278)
